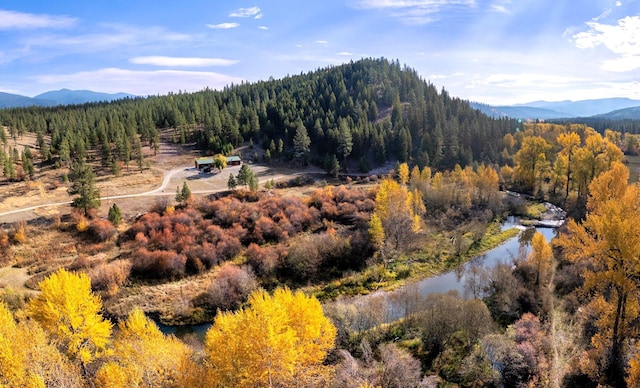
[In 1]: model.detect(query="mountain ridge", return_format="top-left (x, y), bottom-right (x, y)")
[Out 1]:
top-left (472, 98), bottom-right (640, 119)
top-left (0, 89), bottom-right (136, 109)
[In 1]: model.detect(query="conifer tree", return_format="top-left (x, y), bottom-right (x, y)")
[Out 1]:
top-left (181, 181), bottom-right (191, 202)
top-left (68, 158), bottom-right (101, 216)
top-left (108, 203), bottom-right (122, 226)
top-left (227, 173), bottom-right (237, 190)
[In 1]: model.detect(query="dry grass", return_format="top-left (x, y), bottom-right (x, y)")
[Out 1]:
top-left (103, 271), bottom-right (220, 325)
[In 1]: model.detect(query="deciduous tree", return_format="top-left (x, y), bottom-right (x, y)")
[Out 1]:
top-left (94, 309), bottom-right (192, 388)
top-left (205, 287), bottom-right (336, 387)
top-left (513, 136), bottom-right (551, 195)
top-left (369, 178), bottom-right (423, 252)
top-left (528, 231), bottom-right (552, 287)
top-left (556, 162), bottom-right (640, 386)
top-left (26, 269), bottom-right (112, 370)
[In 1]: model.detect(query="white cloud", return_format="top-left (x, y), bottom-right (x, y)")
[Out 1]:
top-left (206, 23), bottom-right (240, 29)
top-left (22, 24), bottom-right (191, 54)
top-left (427, 72), bottom-right (463, 80)
top-left (354, 0), bottom-right (474, 9)
top-left (129, 56), bottom-right (238, 67)
top-left (258, 26), bottom-right (269, 30)
top-left (353, 0), bottom-right (476, 24)
top-left (573, 16), bottom-right (640, 71)
top-left (337, 51), bottom-right (354, 56)
top-left (490, 5), bottom-right (509, 13)
top-left (254, 13), bottom-right (264, 19)
top-left (229, 7), bottom-right (261, 17)
top-left (479, 73), bottom-right (583, 88)
top-left (32, 68), bottom-right (244, 96)
top-left (316, 40), bottom-right (329, 45)
top-left (602, 56), bottom-right (640, 72)
top-left (616, 1), bottom-right (622, 6)
top-left (0, 9), bottom-right (76, 30)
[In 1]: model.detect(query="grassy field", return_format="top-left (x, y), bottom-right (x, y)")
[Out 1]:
top-left (625, 154), bottom-right (640, 183)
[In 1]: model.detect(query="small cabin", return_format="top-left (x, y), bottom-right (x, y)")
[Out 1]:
top-left (226, 156), bottom-right (242, 166)
top-left (195, 157), bottom-right (214, 171)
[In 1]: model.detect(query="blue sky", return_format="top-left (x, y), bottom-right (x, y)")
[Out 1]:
top-left (0, 0), bottom-right (638, 105)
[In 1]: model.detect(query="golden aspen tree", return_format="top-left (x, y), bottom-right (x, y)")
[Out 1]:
top-left (556, 162), bottom-right (640, 386)
top-left (409, 165), bottom-right (421, 185)
top-left (205, 287), bottom-right (336, 388)
top-left (0, 303), bottom-right (82, 387)
top-left (420, 166), bottom-right (432, 183)
top-left (26, 269), bottom-right (112, 369)
top-left (475, 164), bottom-right (500, 208)
top-left (0, 302), bottom-right (43, 387)
top-left (397, 162), bottom-right (409, 185)
top-left (513, 136), bottom-right (551, 195)
top-left (94, 309), bottom-right (193, 388)
top-left (557, 132), bottom-right (581, 201)
top-left (528, 231), bottom-right (552, 287)
top-left (627, 352), bottom-right (640, 387)
top-left (369, 178), bottom-right (422, 251)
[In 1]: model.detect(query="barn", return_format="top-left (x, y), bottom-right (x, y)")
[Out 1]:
top-left (195, 157), bottom-right (214, 171)
top-left (226, 156), bottom-right (242, 166)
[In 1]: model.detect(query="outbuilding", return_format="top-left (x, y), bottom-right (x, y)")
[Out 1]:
top-left (195, 157), bottom-right (214, 170)
top-left (226, 156), bottom-right (242, 166)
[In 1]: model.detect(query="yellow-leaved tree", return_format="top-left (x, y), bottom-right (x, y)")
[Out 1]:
top-left (369, 178), bottom-right (424, 252)
top-left (26, 268), bottom-right (112, 371)
top-left (0, 302), bottom-right (44, 387)
top-left (513, 135), bottom-right (551, 195)
top-left (556, 162), bottom-right (640, 386)
top-left (528, 231), bottom-right (552, 287)
top-left (205, 287), bottom-right (336, 387)
top-left (397, 162), bottom-right (409, 185)
top-left (0, 302), bottom-right (82, 387)
top-left (94, 308), bottom-right (193, 388)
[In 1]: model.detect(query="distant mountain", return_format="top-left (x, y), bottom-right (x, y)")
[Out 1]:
top-left (470, 102), bottom-right (572, 120)
top-left (0, 92), bottom-right (56, 109)
top-left (514, 98), bottom-right (640, 117)
top-left (33, 89), bottom-right (135, 105)
top-left (472, 98), bottom-right (640, 120)
top-left (593, 106), bottom-right (640, 120)
top-left (0, 89), bottom-right (136, 109)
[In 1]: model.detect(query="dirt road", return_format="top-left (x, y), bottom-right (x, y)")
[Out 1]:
top-left (0, 163), bottom-right (316, 223)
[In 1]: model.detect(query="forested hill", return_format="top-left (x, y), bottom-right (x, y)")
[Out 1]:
top-left (0, 58), bottom-right (518, 171)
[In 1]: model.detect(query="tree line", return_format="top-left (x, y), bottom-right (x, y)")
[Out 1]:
top-left (0, 58), bottom-right (519, 181)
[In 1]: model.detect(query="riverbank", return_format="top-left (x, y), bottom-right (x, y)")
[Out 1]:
top-left (308, 220), bottom-right (521, 302)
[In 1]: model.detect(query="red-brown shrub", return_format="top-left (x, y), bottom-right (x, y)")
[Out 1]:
top-left (215, 233), bottom-right (242, 260)
top-left (131, 247), bottom-right (186, 279)
top-left (197, 263), bottom-right (258, 311)
top-left (89, 219), bottom-right (118, 242)
top-left (88, 259), bottom-right (132, 294)
top-left (245, 243), bottom-right (286, 277)
top-left (251, 216), bottom-right (286, 244)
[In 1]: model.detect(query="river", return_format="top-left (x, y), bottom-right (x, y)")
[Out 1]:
top-left (412, 217), bottom-right (557, 298)
top-left (158, 216), bottom-right (559, 340)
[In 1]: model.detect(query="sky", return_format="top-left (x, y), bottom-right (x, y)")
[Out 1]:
top-left (0, 0), bottom-right (638, 105)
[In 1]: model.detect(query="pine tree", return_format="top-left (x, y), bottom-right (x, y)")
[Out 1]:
top-left (68, 158), bottom-right (101, 216)
top-left (108, 203), bottom-right (122, 226)
top-left (181, 182), bottom-right (191, 202)
top-left (293, 121), bottom-right (311, 164)
top-left (227, 173), bottom-right (237, 190)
